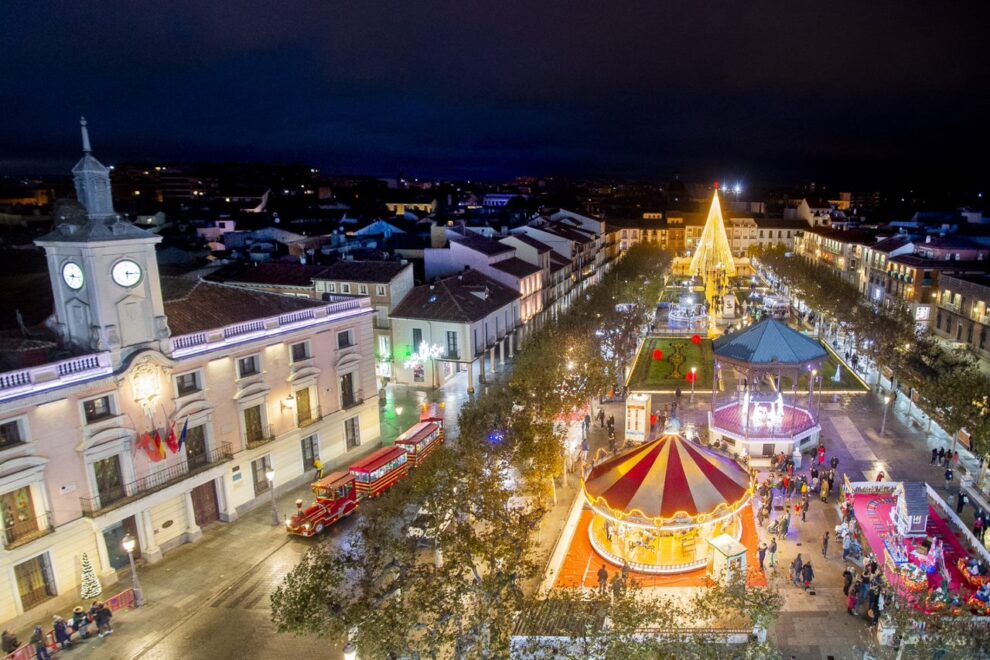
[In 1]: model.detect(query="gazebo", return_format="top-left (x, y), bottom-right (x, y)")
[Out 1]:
top-left (708, 318), bottom-right (825, 459)
top-left (582, 424), bottom-right (753, 574)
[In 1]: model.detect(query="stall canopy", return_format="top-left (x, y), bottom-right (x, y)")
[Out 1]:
top-left (583, 432), bottom-right (752, 525)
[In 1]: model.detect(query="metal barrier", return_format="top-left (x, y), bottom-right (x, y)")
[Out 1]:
top-left (2, 588), bottom-right (134, 659)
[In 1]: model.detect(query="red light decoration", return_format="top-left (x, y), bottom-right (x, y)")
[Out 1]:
top-left (685, 371), bottom-right (697, 383)
top-left (652, 349), bottom-right (663, 361)
top-left (691, 334), bottom-right (701, 345)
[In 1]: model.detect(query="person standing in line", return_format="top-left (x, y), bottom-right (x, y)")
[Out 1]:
top-left (842, 567), bottom-right (853, 595)
top-left (30, 626), bottom-right (50, 660)
top-left (822, 531), bottom-right (829, 558)
top-left (842, 533), bottom-right (852, 560)
top-left (931, 448), bottom-right (938, 465)
top-left (597, 564), bottom-right (609, 596)
top-left (768, 537), bottom-right (777, 568)
top-left (938, 447), bottom-right (945, 466)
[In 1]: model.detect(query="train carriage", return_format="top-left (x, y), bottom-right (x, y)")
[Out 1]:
top-left (348, 445), bottom-right (410, 497)
top-left (394, 421), bottom-right (444, 468)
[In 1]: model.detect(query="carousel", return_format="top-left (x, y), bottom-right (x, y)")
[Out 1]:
top-left (582, 423), bottom-right (754, 574)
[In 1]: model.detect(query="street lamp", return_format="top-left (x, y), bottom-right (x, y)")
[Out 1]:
top-left (266, 468), bottom-right (279, 526)
top-left (122, 533), bottom-right (144, 607)
top-left (690, 367), bottom-right (697, 402)
top-left (880, 395), bottom-right (891, 436)
top-left (809, 369), bottom-right (817, 407)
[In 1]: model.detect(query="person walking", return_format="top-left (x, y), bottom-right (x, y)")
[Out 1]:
top-left (597, 408), bottom-right (605, 428)
top-left (842, 567), bottom-right (853, 595)
top-left (931, 448), bottom-right (938, 465)
top-left (597, 564), bottom-right (609, 595)
top-left (758, 542), bottom-right (767, 571)
top-left (974, 514), bottom-right (984, 541)
top-left (830, 455), bottom-right (839, 470)
top-left (945, 467), bottom-right (954, 491)
top-left (791, 553), bottom-right (803, 586)
top-left (769, 537), bottom-right (778, 568)
top-left (801, 499), bottom-right (809, 522)
top-left (957, 492), bottom-right (968, 514)
top-left (30, 626), bottom-right (50, 660)
top-left (980, 512), bottom-right (988, 543)
top-left (822, 531), bottom-right (829, 558)
top-left (801, 562), bottom-right (815, 590)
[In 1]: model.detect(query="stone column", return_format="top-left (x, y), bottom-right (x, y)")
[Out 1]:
top-left (500, 337), bottom-right (507, 365)
top-left (141, 509), bottom-right (163, 563)
top-left (184, 490), bottom-right (203, 542)
top-left (508, 332), bottom-right (515, 358)
top-left (479, 351), bottom-right (486, 384)
top-left (490, 346), bottom-right (496, 375)
top-left (216, 476), bottom-right (238, 523)
top-left (466, 359), bottom-right (475, 394)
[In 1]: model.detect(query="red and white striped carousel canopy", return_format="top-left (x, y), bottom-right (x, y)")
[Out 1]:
top-left (583, 432), bottom-right (752, 525)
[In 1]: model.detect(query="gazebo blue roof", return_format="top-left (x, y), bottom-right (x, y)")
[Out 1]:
top-left (713, 318), bottom-right (827, 366)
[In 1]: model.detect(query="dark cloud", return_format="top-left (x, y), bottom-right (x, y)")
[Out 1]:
top-left (1, 1), bottom-right (988, 185)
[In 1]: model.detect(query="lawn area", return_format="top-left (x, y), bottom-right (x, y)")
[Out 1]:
top-left (627, 337), bottom-right (715, 392)
top-left (781, 348), bottom-right (868, 392)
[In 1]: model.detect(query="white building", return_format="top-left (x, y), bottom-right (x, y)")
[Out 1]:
top-left (390, 270), bottom-right (520, 393)
top-left (0, 120), bottom-right (380, 624)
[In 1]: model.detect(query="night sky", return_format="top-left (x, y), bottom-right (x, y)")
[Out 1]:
top-left (2, 1), bottom-right (988, 186)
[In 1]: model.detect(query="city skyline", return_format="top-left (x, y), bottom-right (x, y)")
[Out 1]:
top-left (2, 1), bottom-right (989, 186)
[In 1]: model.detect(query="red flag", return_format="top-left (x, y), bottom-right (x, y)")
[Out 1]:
top-left (165, 422), bottom-right (179, 454)
top-left (136, 432), bottom-right (156, 460)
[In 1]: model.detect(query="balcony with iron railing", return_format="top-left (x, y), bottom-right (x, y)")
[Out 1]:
top-left (341, 390), bottom-right (364, 410)
top-left (2, 511), bottom-right (54, 550)
top-left (80, 442), bottom-right (234, 516)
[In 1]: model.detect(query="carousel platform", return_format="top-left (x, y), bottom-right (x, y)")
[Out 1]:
top-left (708, 401), bottom-right (821, 455)
top-left (553, 506), bottom-right (767, 589)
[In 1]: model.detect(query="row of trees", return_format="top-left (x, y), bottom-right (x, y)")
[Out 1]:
top-left (756, 247), bottom-right (990, 463)
top-left (272, 245), bottom-right (722, 658)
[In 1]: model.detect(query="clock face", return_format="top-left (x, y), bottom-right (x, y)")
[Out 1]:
top-left (111, 259), bottom-right (143, 288)
top-left (61, 262), bottom-right (85, 290)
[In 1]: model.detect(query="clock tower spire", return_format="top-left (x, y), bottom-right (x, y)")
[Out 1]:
top-left (35, 119), bottom-right (169, 365)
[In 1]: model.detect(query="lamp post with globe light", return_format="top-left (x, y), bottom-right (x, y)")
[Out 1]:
top-left (266, 468), bottom-right (279, 526)
top-left (122, 533), bottom-right (144, 607)
top-left (690, 366), bottom-right (697, 402)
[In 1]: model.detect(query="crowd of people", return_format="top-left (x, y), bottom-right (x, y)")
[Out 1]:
top-left (1, 600), bottom-right (113, 658)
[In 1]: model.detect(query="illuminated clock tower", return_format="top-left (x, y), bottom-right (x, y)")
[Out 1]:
top-left (35, 118), bottom-right (169, 365)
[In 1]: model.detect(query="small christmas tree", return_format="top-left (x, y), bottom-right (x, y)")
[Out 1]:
top-left (79, 552), bottom-right (102, 600)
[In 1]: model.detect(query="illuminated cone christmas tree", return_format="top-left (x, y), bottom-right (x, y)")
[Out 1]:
top-left (79, 552), bottom-right (102, 600)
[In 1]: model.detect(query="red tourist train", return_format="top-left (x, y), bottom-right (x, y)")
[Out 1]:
top-left (285, 404), bottom-right (445, 537)
top-left (285, 472), bottom-right (359, 537)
